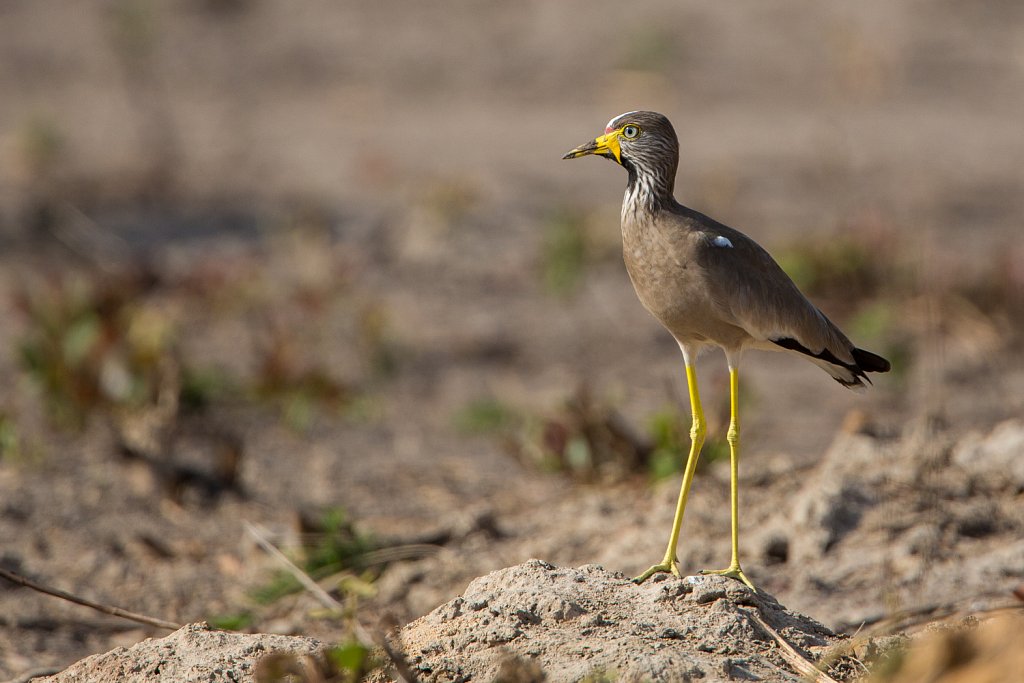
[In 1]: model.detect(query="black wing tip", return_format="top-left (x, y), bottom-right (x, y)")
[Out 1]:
top-left (772, 338), bottom-right (891, 388)
top-left (851, 347), bottom-right (892, 374)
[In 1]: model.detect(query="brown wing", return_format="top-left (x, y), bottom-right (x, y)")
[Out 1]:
top-left (678, 207), bottom-right (889, 386)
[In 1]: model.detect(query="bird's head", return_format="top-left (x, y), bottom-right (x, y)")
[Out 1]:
top-left (562, 111), bottom-right (678, 171)
top-left (563, 111), bottom-right (680, 210)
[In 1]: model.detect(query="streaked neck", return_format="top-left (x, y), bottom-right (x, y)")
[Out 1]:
top-left (621, 158), bottom-right (676, 223)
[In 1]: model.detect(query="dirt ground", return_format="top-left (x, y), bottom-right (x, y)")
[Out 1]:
top-left (1, 2), bottom-right (1023, 681)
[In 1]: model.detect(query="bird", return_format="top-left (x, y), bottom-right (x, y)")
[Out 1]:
top-left (563, 111), bottom-right (890, 590)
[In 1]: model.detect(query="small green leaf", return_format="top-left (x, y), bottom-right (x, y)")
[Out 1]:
top-left (207, 612), bottom-right (253, 631)
top-left (329, 641), bottom-right (369, 672)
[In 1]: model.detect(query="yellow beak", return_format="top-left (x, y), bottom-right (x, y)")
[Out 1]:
top-left (562, 129), bottom-right (623, 164)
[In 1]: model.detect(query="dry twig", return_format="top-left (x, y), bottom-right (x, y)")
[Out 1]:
top-left (744, 608), bottom-right (841, 683)
top-left (0, 566), bottom-right (181, 631)
top-left (843, 597), bottom-right (1024, 637)
top-left (243, 521), bottom-right (420, 683)
top-left (244, 521), bottom-right (345, 612)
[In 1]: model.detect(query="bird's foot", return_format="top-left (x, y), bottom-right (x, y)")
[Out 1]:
top-left (700, 564), bottom-right (756, 591)
top-left (633, 558), bottom-right (682, 584)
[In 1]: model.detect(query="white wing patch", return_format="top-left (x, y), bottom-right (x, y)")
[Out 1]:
top-left (711, 235), bottom-right (734, 248)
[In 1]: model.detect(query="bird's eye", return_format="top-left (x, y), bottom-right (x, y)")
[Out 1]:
top-left (622, 125), bottom-right (640, 139)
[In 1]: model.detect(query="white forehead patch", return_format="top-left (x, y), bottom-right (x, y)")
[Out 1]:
top-left (605, 110), bottom-right (641, 133)
top-left (712, 235), bottom-right (734, 248)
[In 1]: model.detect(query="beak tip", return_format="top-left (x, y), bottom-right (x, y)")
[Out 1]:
top-left (563, 138), bottom-right (603, 161)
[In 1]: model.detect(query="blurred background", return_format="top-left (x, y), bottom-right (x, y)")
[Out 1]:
top-left (1, 0), bottom-right (1022, 676)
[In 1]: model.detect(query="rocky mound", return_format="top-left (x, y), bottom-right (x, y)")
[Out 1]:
top-left (385, 560), bottom-right (854, 682)
top-left (32, 558), bottom-right (1023, 683)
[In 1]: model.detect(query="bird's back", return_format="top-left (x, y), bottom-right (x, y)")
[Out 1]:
top-left (622, 202), bottom-right (889, 386)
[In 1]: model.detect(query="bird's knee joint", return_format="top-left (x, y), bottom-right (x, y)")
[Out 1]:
top-left (690, 419), bottom-right (707, 444)
top-left (727, 426), bottom-right (739, 446)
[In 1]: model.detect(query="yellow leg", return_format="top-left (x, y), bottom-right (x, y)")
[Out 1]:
top-left (634, 363), bottom-right (705, 583)
top-left (700, 367), bottom-right (756, 590)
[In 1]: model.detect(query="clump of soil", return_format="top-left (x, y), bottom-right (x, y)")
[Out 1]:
top-left (384, 560), bottom-right (856, 682)
top-left (33, 623), bottom-right (325, 683)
